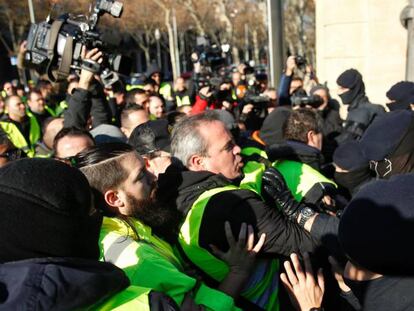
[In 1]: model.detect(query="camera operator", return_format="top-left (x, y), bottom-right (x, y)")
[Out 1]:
top-left (278, 56), bottom-right (305, 106)
top-left (310, 85), bottom-right (342, 134)
top-left (235, 91), bottom-right (270, 133)
top-left (310, 85), bottom-right (343, 164)
top-left (191, 78), bottom-right (235, 114)
top-left (63, 47), bottom-right (112, 130)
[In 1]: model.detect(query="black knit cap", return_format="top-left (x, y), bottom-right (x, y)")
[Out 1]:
top-left (386, 81), bottom-right (414, 111)
top-left (259, 106), bottom-right (292, 145)
top-left (359, 110), bottom-right (414, 161)
top-left (128, 119), bottom-right (171, 155)
top-left (336, 69), bottom-right (362, 89)
top-left (0, 158), bottom-right (102, 262)
top-left (338, 174), bottom-right (414, 275)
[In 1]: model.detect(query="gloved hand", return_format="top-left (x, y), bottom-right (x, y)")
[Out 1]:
top-left (261, 167), bottom-right (301, 221)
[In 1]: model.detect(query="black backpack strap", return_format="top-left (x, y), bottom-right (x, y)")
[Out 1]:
top-left (46, 20), bottom-right (73, 82)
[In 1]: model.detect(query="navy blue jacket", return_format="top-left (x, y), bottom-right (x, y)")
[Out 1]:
top-left (277, 73), bottom-right (293, 106)
top-left (0, 257), bottom-right (128, 310)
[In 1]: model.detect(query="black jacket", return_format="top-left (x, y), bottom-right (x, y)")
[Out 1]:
top-left (318, 106), bottom-right (343, 139)
top-left (63, 83), bottom-right (111, 129)
top-left (157, 164), bottom-right (319, 257)
top-left (0, 257), bottom-right (128, 310)
top-left (337, 95), bottom-right (385, 143)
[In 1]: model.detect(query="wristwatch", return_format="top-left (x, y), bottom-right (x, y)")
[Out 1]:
top-left (299, 206), bottom-right (316, 227)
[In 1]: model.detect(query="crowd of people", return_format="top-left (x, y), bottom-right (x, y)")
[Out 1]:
top-left (0, 45), bottom-right (413, 311)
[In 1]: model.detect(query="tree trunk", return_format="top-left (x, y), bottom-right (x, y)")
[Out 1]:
top-left (180, 0), bottom-right (206, 36)
top-left (232, 46), bottom-right (240, 65)
top-left (165, 8), bottom-right (178, 80)
top-left (214, 0), bottom-right (236, 62)
top-left (252, 28), bottom-right (259, 65)
top-left (151, 0), bottom-right (178, 80)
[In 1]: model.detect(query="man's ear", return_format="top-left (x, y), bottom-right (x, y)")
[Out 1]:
top-left (187, 154), bottom-right (205, 171)
top-left (307, 130), bottom-right (322, 150)
top-left (307, 130), bottom-right (316, 145)
top-left (104, 189), bottom-right (124, 210)
top-left (306, 131), bottom-right (315, 145)
top-left (143, 156), bottom-right (151, 169)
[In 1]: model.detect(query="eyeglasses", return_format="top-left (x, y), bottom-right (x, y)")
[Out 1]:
top-left (0, 148), bottom-right (22, 161)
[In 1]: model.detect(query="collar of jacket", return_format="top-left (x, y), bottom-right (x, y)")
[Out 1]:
top-left (157, 162), bottom-right (232, 217)
top-left (266, 140), bottom-right (323, 171)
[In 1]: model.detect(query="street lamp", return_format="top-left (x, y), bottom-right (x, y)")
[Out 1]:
top-left (28, 0), bottom-right (35, 23)
top-left (401, 1), bottom-right (414, 81)
top-left (154, 28), bottom-right (161, 68)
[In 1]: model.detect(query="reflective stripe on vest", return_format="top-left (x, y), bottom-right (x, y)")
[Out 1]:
top-left (100, 217), bottom-right (183, 271)
top-left (45, 105), bottom-right (57, 117)
top-left (272, 160), bottom-right (337, 202)
top-left (176, 95), bottom-right (191, 107)
top-left (100, 217), bottom-right (237, 310)
top-left (91, 285), bottom-right (151, 311)
top-left (179, 185), bottom-right (280, 311)
top-left (0, 121), bottom-right (35, 157)
top-left (126, 85), bottom-right (144, 91)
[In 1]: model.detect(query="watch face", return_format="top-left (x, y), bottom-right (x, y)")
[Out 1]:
top-left (302, 207), bottom-right (315, 217)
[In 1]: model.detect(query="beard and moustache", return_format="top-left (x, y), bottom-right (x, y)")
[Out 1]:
top-left (125, 189), bottom-right (182, 244)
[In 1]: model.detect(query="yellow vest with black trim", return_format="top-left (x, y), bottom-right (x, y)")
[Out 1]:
top-left (240, 146), bottom-right (337, 204)
top-left (239, 146), bottom-right (270, 196)
top-left (0, 119), bottom-right (39, 158)
top-left (271, 160), bottom-right (337, 202)
top-left (90, 285), bottom-right (152, 310)
top-left (175, 95), bottom-right (191, 107)
top-left (99, 217), bottom-right (237, 311)
top-left (179, 186), bottom-right (280, 311)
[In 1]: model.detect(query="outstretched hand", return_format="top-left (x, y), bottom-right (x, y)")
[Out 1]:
top-left (19, 40), bottom-right (28, 55)
top-left (328, 256), bottom-right (351, 293)
top-left (78, 47), bottom-right (103, 90)
top-left (211, 222), bottom-right (266, 276)
top-left (280, 253), bottom-right (324, 311)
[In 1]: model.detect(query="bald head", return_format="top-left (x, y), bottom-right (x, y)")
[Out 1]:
top-left (43, 118), bottom-right (64, 149)
top-left (121, 107), bottom-right (149, 138)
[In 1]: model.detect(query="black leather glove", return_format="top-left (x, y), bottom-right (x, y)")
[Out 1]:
top-left (261, 167), bottom-right (302, 221)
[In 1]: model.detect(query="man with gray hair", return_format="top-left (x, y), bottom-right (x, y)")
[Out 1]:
top-left (157, 111), bottom-right (336, 310)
